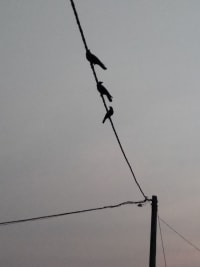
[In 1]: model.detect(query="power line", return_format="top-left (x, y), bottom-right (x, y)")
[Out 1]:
top-left (69, 0), bottom-right (88, 51)
top-left (69, 0), bottom-right (147, 200)
top-left (158, 214), bottom-right (167, 267)
top-left (159, 217), bottom-right (200, 253)
top-left (0, 200), bottom-right (146, 226)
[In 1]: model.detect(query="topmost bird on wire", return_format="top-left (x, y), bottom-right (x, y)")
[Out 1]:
top-left (86, 49), bottom-right (107, 70)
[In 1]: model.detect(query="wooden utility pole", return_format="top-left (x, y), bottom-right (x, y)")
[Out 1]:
top-left (149, 195), bottom-right (158, 267)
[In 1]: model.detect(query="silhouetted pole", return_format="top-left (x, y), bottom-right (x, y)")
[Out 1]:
top-left (149, 195), bottom-right (158, 267)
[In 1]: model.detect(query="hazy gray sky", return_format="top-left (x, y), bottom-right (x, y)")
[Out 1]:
top-left (0, 1), bottom-right (200, 266)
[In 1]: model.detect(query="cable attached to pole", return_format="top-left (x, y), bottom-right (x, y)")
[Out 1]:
top-left (158, 214), bottom-right (167, 267)
top-left (0, 200), bottom-right (147, 226)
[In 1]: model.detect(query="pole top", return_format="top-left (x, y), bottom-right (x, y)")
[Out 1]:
top-left (150, 195), bottom-right (158, 204)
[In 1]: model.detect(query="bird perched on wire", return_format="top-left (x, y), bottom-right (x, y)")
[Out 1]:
top-left (102, 106), bottom-right (114, 123)
top-left (86, 49), bottom-right (107, 70)
top-left (97, 82), bottom-right (113, 102)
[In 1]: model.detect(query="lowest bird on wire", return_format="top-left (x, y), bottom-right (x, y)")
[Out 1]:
top-left (102, 106), bottom-right (114, 123)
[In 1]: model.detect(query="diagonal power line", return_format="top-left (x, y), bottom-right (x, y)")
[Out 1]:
top-left (159, 217), bottom-right (200, 253)
top-left (0, 200), bottom-right (146, 226)
top-left (69, 0), bottom-right (147, 200)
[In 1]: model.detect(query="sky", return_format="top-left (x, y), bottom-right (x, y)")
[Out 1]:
top-left (0, 0), bottom-right (200, 266)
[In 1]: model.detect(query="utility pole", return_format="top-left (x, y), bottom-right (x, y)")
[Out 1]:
top-left (149, 195), bottom-right (158, 267)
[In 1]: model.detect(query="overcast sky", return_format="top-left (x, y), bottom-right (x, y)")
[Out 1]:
top-left (0, 1), bottom-right (200, 266)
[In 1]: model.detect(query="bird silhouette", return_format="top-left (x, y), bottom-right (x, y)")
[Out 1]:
top-left (97, 82), bottom-right (113, 102)
top-left (86, 50), bottom-right (107, 70)
top-left (102, 106), bottom-right (114, 123)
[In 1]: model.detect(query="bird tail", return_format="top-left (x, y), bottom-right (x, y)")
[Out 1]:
top-left (99, 62), bottom-right (107, 70)
top-left (102, 116), bottom-right (107, 123)
top-left (107, 94), bottom-right (113, 102)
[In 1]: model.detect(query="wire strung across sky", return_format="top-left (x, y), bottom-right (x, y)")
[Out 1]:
top-left (159, 216), bottom-right (200, 253)
top-left (68, 2), bottom-right (200, 262)
top-left (69, 0), bottom-right (147, 200)
top-left (0, 200), bottom-right (147, 226)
